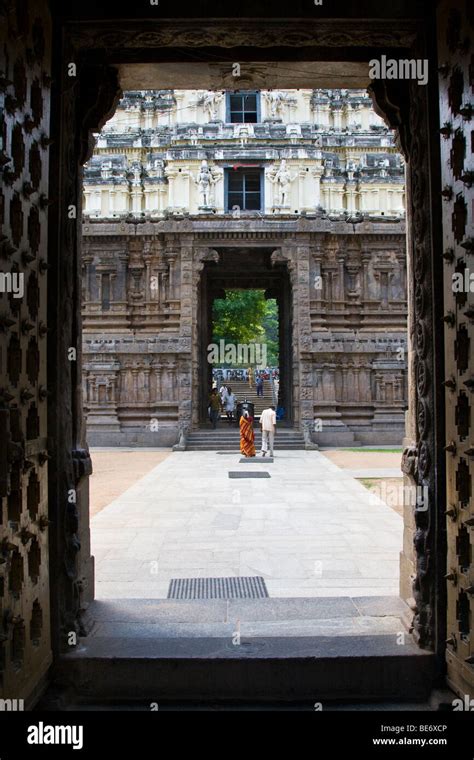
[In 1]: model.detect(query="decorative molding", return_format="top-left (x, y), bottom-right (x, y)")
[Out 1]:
top-left (66, 21), bottom-right (417, 51)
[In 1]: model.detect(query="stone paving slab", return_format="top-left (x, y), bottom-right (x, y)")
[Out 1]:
top-left (352, 596), bottom-right (409, 617)
top-left (90, 615), bottom-right (404, 639)
top-left (92, 450), bottom-right (403, 599)
top-left (227, 597), bottom-right (359, 621)
top-left (89, 450), bottom-right (171, 517)
top-left (90, 599), bottom-right (228, 623)
top-left (66, 633), bottom-right (428, 661)
top-left (88, 596), bottom-right (407, 625)
top-left (264, 586), bottom-right (400, 598)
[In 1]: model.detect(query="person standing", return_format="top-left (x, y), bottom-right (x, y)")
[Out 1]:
top-left (248, 367), bottom-right (253, 387)
top-left (256, 375), bottom-right (264, 397)
top-left (219, 383), bottom-right (228, 413)
top-left (260, 404), bottom-right (277, 457)
top-left (239, 410), bottom-right (256, 458)
top-left (208, 389), bottom-right (221, 430)
top-left (224, 386), bottom-right (236, 425)
top-left (273, 376), bottom-right (280, 403)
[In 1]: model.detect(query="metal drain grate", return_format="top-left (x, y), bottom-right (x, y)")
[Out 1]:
top-left (228, 471), bottom-right (271, 478)
top-left (167, 576), bottom-right (269, 599)
top-left (239, 457), bottom-right (273, 463)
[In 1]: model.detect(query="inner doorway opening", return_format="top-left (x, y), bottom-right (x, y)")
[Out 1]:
top-left (211, 288), bottom-right (280, 421)
top-left (82, 83), bottom-right (409, 612)
top-left (199, 248), bottom-right (292, 427)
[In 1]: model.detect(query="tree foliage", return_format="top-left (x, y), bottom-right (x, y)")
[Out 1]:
top-left (212, 290), bottom-right (279, 365)
top-left (262, 299), bottom-right (279, 366)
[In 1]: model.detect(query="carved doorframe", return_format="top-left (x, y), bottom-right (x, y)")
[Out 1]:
top-left (193, 244), bottom-right (297, 428)
top-left (48, 18), bottom-right (447, 675)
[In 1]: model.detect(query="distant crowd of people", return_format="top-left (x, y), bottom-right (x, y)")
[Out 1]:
top-left (212, 367), bottom-right (280, 403)
top-left (214, 367), bottom-right (280, 384)
top-left (208, 366), bottom-right (282, 433)
top-left (208, 384), bottom-right (237, 428)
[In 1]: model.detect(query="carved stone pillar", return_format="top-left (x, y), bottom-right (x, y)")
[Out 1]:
top-left (153, 364), bottom-right (163, 401)
top-left (337, 256), bottom-right (345, 304)
top-left (271, 247), bottom-right (299, 426)
top-left (165, 249), bottom-right (179, 308)
top-left (48, 53), bottom-right (122, 651)
top-left (142, 367), bottom-right (151, 403)
top-left (296, 245), bottom-right (314, 430)
top-left (191, 247), bottom-right (219, 428)
top-left (311, 246), bottom-right (325, 329)
top-left (370, 62), bottom-right (444, 653)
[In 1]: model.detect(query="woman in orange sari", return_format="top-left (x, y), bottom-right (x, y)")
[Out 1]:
top-left (240, 410), bottom-right (256, 457)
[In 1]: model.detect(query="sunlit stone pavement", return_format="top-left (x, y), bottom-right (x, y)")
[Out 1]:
top-left (91, 450), bottom-right (403, 599)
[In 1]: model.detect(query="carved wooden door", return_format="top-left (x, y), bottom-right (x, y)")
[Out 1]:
top-left (438, 0), bottom-right (474, 698)
top-left (0, 0), bottom-right (52, 704)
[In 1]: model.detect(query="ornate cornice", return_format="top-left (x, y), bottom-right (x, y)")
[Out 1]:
top-left (81, 221), bottom-right (406, 240)
top-left (66, 20), bottom-right (417, 51)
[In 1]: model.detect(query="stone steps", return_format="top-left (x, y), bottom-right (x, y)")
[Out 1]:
top-left (219, 379), bottom-right (275, 415)
top-left (54, 597), bottom-right (436, 705)
top-left (186, 428), bottom-right (306, 451)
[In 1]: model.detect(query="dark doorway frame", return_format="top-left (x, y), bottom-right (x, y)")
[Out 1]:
top-left (47, 9), bottom-right (446, 688)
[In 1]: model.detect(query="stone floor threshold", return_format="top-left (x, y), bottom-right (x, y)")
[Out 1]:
top-left (74, 594), bottom-right (427, 656)
top-left (54, 596), bottom-right (436, 705)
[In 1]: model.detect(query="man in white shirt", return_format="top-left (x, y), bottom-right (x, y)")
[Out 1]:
top-left (273, 377), bottom-right (280, 402)
top-left (219, 384), bottom-right (229, 412)
top-left (260, 405), bottom-right (277, 457)
top-left (224, 387), bottom-right (237, 425)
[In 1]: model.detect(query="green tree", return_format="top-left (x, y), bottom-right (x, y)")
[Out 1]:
top-left (212, 290), bottom-right (279, 366)
top-left (212, 290), bottom-right (267, 345)
top-left (262, 299), bottom-right (279, 366)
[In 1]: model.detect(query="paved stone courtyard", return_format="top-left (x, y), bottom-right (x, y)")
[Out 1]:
top-left (91, 450), bottom-right (403, 599)
top-left (89, 450), bottom-right (170, 516)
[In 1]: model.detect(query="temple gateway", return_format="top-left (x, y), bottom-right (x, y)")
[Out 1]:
top-left (82, 88), bottom-right (407, 447)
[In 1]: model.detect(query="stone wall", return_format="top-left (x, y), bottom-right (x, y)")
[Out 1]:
top-left (82, 217), bottom-right (407, 446)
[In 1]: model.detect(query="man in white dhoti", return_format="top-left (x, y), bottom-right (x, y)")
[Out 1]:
top-left (260, 405), bottom-right (277, 457)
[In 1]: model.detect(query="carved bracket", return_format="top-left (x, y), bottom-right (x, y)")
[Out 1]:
top-left (77, 64), bottom-right (123, 166)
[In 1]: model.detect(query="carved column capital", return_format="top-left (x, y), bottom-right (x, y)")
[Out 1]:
top-left (367, 78), bottom-right (411, 160)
